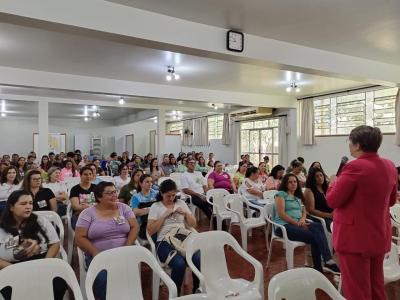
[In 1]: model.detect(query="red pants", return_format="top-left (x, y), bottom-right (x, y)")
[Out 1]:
top-left (338, 252), bottom-right (386, 300)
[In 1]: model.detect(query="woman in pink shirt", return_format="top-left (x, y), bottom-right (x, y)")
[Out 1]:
top-left (265, 165), bottom-right (285, 190)
top-left (60, 160), bottom-right (80, 182)
top-left (207, 161), bottom-right (236, 193)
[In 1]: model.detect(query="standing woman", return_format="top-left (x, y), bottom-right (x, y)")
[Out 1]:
top-left (327, 126), bottom-right (397, 300)
top-left (21, 170), bottom-right (57, 212)
top-left (17, 156), bottom-right (26, 180)
top-left (0, 190), bottom-right (67, 299)
top-left (304, 168), bottom-right (333, 231)
top-left (0, 166), bottom-right (20, 214)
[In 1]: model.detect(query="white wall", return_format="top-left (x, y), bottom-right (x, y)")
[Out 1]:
top-left (182, 139), bottom-right (235, 165)
top-left (0, 117), bottom-right (38, 155)
top-left (298, 134), bottom-right (400, 176)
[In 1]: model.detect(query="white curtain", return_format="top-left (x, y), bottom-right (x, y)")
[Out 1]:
top-left (395, 88), bottom-right (400, 146)
top-left (193, 117), bottom-right (209, 146)
top-left (278, 116), bottom-right (288, 167)
top-left (300, 99), bottom-right (315, 145)
top-left (222, 113), bottom-right (230, 145)
top-left (182, 119), bottom-right (193, 146)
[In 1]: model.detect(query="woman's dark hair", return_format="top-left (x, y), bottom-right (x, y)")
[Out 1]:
top-left (236, 161), bottom-right (247, 172)
top-left (397, 166), bottom-right (400, 175)
top-left (63, 159), bottom-right (78, 177)
top-left (305, 167), bottom-right (329, 194)
top-left (155, 179), bottom-right (177, 202)
top-left (130, 169), bottom-right (144, 185)
top-left (1, 166), bottom-right (19, 185)
top-left (270, 165), bottom-right (285, 179)
top-left (80, 166), bottom-right (93, 176)
top-left (17, 157), bottom-right (26, 171)
top-left (137, 174), bottom-right (152, 193)
top-left (245, 166), bottom-right (259, 178)
top-left (22, 170), bottom-right (42, 191)
top-left (349, 125), bottom-right (382, 153)
top-left (197, 156), bottom-right (205, 167)
top-left (40, 155), bottom-right (50, 171)
top-left (0, 190), bottom-right (49, 243)
top-left (308, 161), bottom-right (326, 175)
top-left (279, 173), bottom-right (304, 201)
top-left (94, 181), bottom-right (115, 203)
top-left (213, 160), bottom-right (222, 169)
top-left (149, 158), bottom-right (159, 173)
top-left (290, 159), bottom-right (302, 168)
top-left (118, 163), bottom-right (128, 174)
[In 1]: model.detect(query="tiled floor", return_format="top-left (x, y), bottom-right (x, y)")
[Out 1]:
top-left (71, 214), bottom-right (400, 299)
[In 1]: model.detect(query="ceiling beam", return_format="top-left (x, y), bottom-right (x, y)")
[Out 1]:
top-left (0, 0), bottom-right (399, 86)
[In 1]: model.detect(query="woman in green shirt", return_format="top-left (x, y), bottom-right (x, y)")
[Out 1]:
top-left (274, 174), bottom-right (339, 274)
top-left (195, 156), bottom-right (209, 176)
top-left (177, 158), bottom-right (188, 173)
top-left (118, 169), bottom-right (143, 205)
top-left (233, 162), bottom-right (247, 192)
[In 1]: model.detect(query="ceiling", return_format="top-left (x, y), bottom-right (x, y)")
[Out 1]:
top-left (0, 22), bottom-right (365, 97)
top-left (109, 0), bottom-right (400, 65)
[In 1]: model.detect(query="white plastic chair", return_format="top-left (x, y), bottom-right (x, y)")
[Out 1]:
top-left (33, 211), bottom-right (68, 262)
top-left (66, 203), bottom-right (75, 264)
top-left (268, 267), bottom-right (345, 300)
top-left (206, 189), bottom-right (230, 230)
top-left (85, 246), bottom-right (178, 300)
top-left (98, 176), bottom-right (115, 184)
top-left (158, 176), bottom-right (170, 185)
top-left (390, 204), bottom-right (400, 246)
top-left (307, 214), bottom-right (333, 255)
top-left (383, 242), bottom-right (400, 285)
top-left (263, 190), bottom-right (277, 203)
top-left (171, 295), bottom-right (212, 300)
top-left (65, 177), bottom-right (81, 197)
top-left (264, 203), bottom-right (307, 269)
top-left (0, 258), bottom-right (83, 300)
top-left (77, 247), bottom-right (87, 299)
top-left (186, 231), bottom-right (263, 300)
top-left (224, 194), bottom-right (267, 251)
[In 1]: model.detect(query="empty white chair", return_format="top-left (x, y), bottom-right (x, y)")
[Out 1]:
top-left (33, 210), bottom-right (68, 262)
top-left (186, 231), bottom-right (264, 300)
top-left (206, 188), bottom-right (230, 230)
top-left (268, 267), bottom-right (345, 300)
top-left (224, 194), bottom-right (267, 251)
top-left (0, 258), bottom-right (83, 300)
top-left (383, 242), bottom-right (400, 285)
top-left (98, 176), bottom-right (115, 184)
top-left (264, 203), bottom-right (307, 269)
top-left (85, 246), bottom-right (177, 300)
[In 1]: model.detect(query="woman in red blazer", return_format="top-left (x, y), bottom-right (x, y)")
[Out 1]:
top-left (327, 125), bottom-right (398, 300)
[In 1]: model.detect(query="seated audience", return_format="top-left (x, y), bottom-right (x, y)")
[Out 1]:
top-left (265, 165), bottom-right (285, 190)
top-left (0, 190), bottom-right (67, 299)
top-left (40, 155), bottom-right (51, 172)
top-left (75, 182), bottom-right (139, 300)
top-left (131, 174), bottom-right (158, 239)
top-left (129, 155), bottom-right (142, 171)
top-left (10, 154), bottom-right (19, 167)
top-left (141, 153), bottom-right (153, 169)
top-left (160, 156), bottom-right (175, 177)
top-left (21, 170), bottom-right (57, 212)
top-left (93, 159), bottom-right (106, 176)
top-left (207, 152), bottom-right (215, 168)
top-left (146, 158), bottom-right (165, 178)
top-left (51, 154), bottom-right (63, 168)
top-left (70, 166), bottom-right (96, 229)
top-left (119, 151), bottom-right (131, 165)
top-left (118, 169), bottom-right (143, 205)
top-left (208, 161), bottom-right (236, 193)
top-left (177, 157), bottom-right (188, 173)
top-left (60, 159), bottom-right (80, 181)
top-left (274, 174), bottom-right (339, 273)
top-left (233, 162), bottom-right (247, 191)
top-left (240, 166), bottom-right (264, 205)
top-left (44, 167), bottom-right (68, 216)
top-left (0, 166), bottom-right (20, 214)
top-left (181, 159), bottom-right (212, 219)
top-left (147, 179), bottom-right (200, 296)
top-left (195, 156), bottom-right (208, 175)
top-left (78, 155), bottom-right (89, 168)
top-left (304, 167), bottom-right (333, 232)
top-left (258, 162), bottom-right (269, 184)
top-left (263, 156), bottom-right (271, 173)
top-left (287, 156), bottom-right (307, 175)
top-left (289, 160), bottom-right (306, 187)
top-left (108, 152), bottom-right (121, 176)
top-left (17, 156), bottom-right (26, 179)
top-left (114, 164), bottom-right (130, 191)
top-left (86, 163), bottom-right (103, 185)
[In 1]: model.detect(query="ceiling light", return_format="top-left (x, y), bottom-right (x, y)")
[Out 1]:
top-left (1, 100), bottom-right (5, 112)
top-left (92, 105), bottom-right (97, 110)
top-left (211, 104), bottom-right (218, 110)
top-left (118, 97), bottom-right (125, 105)
top-left (295, 87), bottom-right (301, 93)
top-left (172, 110), bottom-right (177, 115)
top-left (84, 117), bottom-right (89, 122)
top-left (172, 115), bottom-right (177, 120)
top-left (286, 82), bottom-right (300, 93)
top-left (286, 87), bottom-right (292, 93)
top-left (166, 66), bottom-right (180, 81)
top-left (84, 105), bottom-right (88, 117)
top-left (154, 119), bottom-right (158, 123)
top-left (1, 112), bottom-right (6, 117)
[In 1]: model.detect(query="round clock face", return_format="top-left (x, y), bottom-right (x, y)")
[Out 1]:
top-left (227, 31), bottom-right (244, 52)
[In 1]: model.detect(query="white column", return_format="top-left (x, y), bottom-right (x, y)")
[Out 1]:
top-left (38, 100), bottom-right (49, 157)
top-left (157, 109), bottom-right (166, 159)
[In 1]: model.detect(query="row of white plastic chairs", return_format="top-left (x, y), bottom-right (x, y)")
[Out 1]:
top-left (0, 231), bottom-right (348, 300)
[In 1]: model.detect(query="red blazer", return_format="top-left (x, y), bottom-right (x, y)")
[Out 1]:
top-left (326, 153), bottom-right (398, 255)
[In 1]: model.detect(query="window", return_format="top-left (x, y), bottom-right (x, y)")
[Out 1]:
top-left (240, 118), bottom-right (280, 166)
top-left (314, 87), bottom-right (398, 136)
top-left (208, 115), bottom-right (224, 139)
top-left (167, 122), bottom-right (183, 134)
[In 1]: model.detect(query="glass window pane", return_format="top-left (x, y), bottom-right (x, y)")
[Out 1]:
top-left (241, 121), bottom-right (254, 130)
top-left (273, 128), bottom-right (279, 153)
top-left (260, 130), bottom-right (272, 153)
top-left (241, 130), bottom-right (249, 153)
top-left (249, 131), bottom-right (260, 153)
top-left (254, 120), bottom-right (269, 128)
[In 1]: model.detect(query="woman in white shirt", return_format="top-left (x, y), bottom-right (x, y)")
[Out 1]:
top-left (240, 166), bottom-right (264, 205)
top-left (0, 166), bottom-right (20, 214)
top-left (43, 167), bottom-right (68, 216)
top-left (114, 164), bottom-right (131, 192)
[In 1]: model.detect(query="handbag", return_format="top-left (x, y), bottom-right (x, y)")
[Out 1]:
top-left (157, 226), bottom-right (193, 265)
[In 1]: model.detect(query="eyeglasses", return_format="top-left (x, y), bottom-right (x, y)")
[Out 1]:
top-left (103, 191), bottom-right (117, 196)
